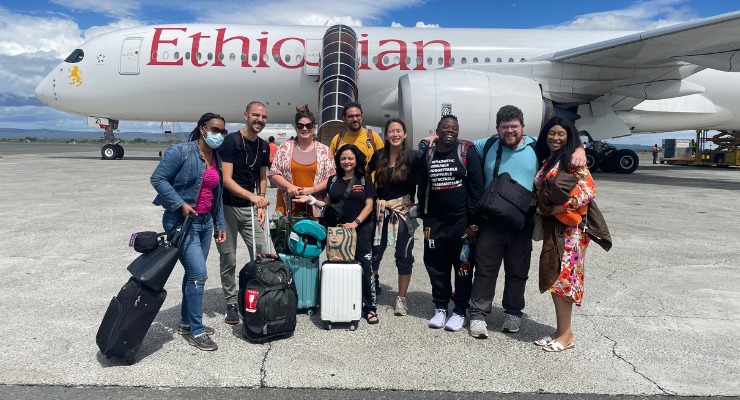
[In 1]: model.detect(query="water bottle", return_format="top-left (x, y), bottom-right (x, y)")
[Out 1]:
top-left (269, 219), bottom-right (277, 229)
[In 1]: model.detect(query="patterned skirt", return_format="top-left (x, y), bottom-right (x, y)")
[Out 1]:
top-left (551, 225), bottom-right (590, 306)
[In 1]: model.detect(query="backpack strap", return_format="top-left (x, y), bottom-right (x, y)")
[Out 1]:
top-left (335, 131), bottom-right (345, 151)
top-left (423, 143), bottom-right (441, 215)
top-left (366, 129), bottom-right (377, 151)
top-left (482, 136), bottom-right (498, 164)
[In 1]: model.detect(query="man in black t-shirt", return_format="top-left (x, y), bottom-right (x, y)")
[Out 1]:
top-left (417, 115), bottom-right (483, 333)
top-left (216, 101), bottom-right (271, 325)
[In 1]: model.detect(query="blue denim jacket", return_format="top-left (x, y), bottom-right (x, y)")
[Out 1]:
top-left (151, 141), bottom-right (226, 231)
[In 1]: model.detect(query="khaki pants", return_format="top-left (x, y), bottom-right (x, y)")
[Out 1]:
top-left (216, 205), bottom-right (267, 305)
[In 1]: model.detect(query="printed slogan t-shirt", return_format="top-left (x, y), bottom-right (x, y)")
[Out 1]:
top-left (427, 148), bottom-right (466, 218)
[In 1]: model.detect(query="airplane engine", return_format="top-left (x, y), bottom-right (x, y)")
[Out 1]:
top-left (398, 69), bottom-right (545, 146)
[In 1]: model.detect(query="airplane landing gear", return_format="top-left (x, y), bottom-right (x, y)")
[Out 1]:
top-left (100, 120), bottom-right (122, 160)
top-left (582, 132), bottom-right (639, 174)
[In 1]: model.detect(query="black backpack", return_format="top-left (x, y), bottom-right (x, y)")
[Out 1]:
top-left (238, 255), bottom-right (298, 343)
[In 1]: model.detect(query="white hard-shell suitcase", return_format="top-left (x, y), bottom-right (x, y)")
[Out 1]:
top-left (320, 261), bottom-right (362, 331)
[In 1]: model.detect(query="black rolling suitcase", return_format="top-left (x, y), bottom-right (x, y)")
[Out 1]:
top-left (238, 206), bottom-right (298, 343)
top-left (96, 277), bottom-right (167, 364)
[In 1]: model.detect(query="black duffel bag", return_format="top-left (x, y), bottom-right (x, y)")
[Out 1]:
top-left (126, 214), bottom-right (193, 291)
top-left (477, 141), bottom-right (536, 233)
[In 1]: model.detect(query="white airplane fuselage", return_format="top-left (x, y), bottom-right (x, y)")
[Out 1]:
top-left (35, 24), bottom-right (740, 145)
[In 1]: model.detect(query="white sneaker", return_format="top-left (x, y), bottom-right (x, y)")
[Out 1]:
top-left (469, 320), bottom-right (488, 338)
top-left (444, 313), bottom-right (466, 332)
top-left (428, 309), bottom-right (447, 329)
top-left (394, 296), bottom-right (408, 316)
top-left (501, 313), bottom-right (521, 333)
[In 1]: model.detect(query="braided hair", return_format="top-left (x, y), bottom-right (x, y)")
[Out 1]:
top-left (189, 112), bottom-right (225, 142)
top-left (436, 114), bottom-right (458, 129)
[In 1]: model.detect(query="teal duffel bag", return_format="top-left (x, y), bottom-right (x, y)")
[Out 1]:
top-left (288, 220), bottom-right (327, 258)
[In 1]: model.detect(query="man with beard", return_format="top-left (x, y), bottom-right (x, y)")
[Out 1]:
top-left (417, 115), bottom-right (484, 332)
top-left (468, 105), bottom-right (586, 338)
top-left (216, 101), bottom-right (271, 325)
top-left (330, 102), bottom-right (384, 162)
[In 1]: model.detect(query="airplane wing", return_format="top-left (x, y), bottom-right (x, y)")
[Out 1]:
top-left (530, 10), bottom-right (740, 71)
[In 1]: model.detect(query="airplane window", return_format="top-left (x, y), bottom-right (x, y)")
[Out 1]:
top-left (383, 56), bottom-right (389, 65)
top-left (496, 58), bottom-right (502, 62)
top-left (361, 55), bottom-right (367, 64)
top-left (263, 54), bottom-right (268, 62)
top-left (229, 53), bottom-right (235, 61)
top-left (508, 58), bottom-right (514, 62)
top-left (405, 57), bottom-right (410, 65)
top-left (394, 56), bottom-right (400, 64)
top-left (185, 52), bottom-right (190, 60)
top-left (427, 57), bottom-right (432, 65)
top-left (297, 54), bottom-right (302, 63)
top-left (207, 53), bottom-right (213, 60)
top-left (218, 53), bottom-right (224, 61)
top-left (252, 54), bottom-right (257, 61)
top-left (274, 54), bottom-right (280, 62)
top-left (473, 57), bottom-right (478, 63)
top-left (162, 51), bottom-right (169, 60)
top-left (241, 53), bottom-right (246, 61)
top-left (416, 57), bottom-right (421, 65)
top-left (64, 49), bottom-right (84, 63)
top-left (196, 52), bottom-right (202, 60)
top-left (520, 58), bottom-right (526, 62)
top-left (461, 57), bottom-right (466, 64)
top-left (485, 57), bottom-right (490, 63)
top-left (373, 56), bottom-right (378, 64)
top-left (174, 52), bottom-right (180, 60)
top-left (449, 57), bottom-right (455, 65)
top-left (438, 57), bottom-right (442, 65)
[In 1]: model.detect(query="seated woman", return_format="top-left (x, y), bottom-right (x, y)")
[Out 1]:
top-left (268, 104), bottom-right (335, 217)
top-left (150, 112), bottom-right (227, 351)
top-left (293, 144), bottom-right (378, 324)
top-left (367, 118), bottom-right (420, 316)
top-left (533, 117), bottom-right (597, 353)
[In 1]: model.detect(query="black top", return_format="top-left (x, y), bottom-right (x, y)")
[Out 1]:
top-left (218, 132), bottom-right (270, 207)
top-left (368, 150), bottom-right (420, 202)
top-left (327, 175), bottom-right (377, 224)
top-left (417, 142), bottom-right (484, 221)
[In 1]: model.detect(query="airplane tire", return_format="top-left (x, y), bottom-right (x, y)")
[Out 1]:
top-left (585, 148), bottom-right (601, 171)
top-left (599, 155), bottom-right (615, 172)
top-left (115, 144), bottom-right (124, 159)
top-left (614, 149), bottom-right (639, 174)
top-left (101, 144), bottom-right (117, 160)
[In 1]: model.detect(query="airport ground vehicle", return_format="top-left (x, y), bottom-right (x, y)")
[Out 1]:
top-left (661, 131), bottom-right (740, 168)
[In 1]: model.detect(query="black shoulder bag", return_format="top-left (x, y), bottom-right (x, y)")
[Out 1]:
top-left (323, 175), bottom-right (358, 226)
top-left (477, 141), bottom-right (536, 233)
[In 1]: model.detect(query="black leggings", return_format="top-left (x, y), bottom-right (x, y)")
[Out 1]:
top-left (371, 217), bottom-right (415, 275)
top-left (355, 220), bottom-right (377, 313)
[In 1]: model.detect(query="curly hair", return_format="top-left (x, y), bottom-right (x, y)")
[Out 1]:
top-left (334, 143), bottom-right (367, 179)
top-left (496, 105), bottom-right (524, 126)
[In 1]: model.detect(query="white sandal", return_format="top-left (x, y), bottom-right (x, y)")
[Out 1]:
top-left (543, 340), bottom-right (575, 352)
top-left (534, 336), bottom-right (553, 346)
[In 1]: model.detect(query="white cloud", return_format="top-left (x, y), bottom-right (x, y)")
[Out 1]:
top-left (49, 0), bottom-right (140, 17)
top-left (391, 21), bottom-right (404, 27)
top-left (546, 0), bottom-right (699, 30)
top-left (83, 18), bottom-right (144, 40)
top-left (415, 21), bottom-right (439, 28)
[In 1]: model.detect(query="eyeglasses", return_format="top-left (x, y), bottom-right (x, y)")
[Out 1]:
top-left (203, 126), bottom-right (228, 135)
top-left (345, 113), bottom-right (362, 120)
top-left (296, 122), bottom-right (314, 130)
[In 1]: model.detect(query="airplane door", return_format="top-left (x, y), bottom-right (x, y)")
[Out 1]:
top-left (119, 38), bottom-right (143, 75)
top-left (304, 39), bottom-right (321, 76)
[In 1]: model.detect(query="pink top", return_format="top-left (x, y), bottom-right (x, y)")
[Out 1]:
top-left (194, 153), bottom-right (219, 214)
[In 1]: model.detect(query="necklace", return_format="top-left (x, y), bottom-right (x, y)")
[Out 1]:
top-left (241, 129), bottom-right (258, 168)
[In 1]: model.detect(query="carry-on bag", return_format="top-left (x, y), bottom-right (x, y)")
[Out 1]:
top-left (320, 261), bottom-right (362, 331)
top-left (326, 226), bottom-right (357, 262)
top-left (238, 205), bottom-right (298, 343)
top-left (96, 277), bottom-right (167, 364)
top-left (126, 214), bottom-right (193, 291)
top-left (279, 252), bottom-right (320, 314)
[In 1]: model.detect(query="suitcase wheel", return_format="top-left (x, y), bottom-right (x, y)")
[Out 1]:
top-left (349, 322), bottom-right (358, 331)
top-left (307, 308), bottom-right (314, 316)
top-left (323, 321), bottom-right (332, 330)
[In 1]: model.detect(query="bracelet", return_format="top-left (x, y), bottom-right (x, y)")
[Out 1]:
top-left (308, 195), bottom-right (317, 205)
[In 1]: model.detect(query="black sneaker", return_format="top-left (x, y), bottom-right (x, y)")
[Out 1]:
top-left (225, 304), bottom-right (239, 325)
top-left (187, 333), bottom-right (218, 351)
top-left (374, 273), bottom-right (382, 295)
top-left (178, 325), bottom-right (215, 336)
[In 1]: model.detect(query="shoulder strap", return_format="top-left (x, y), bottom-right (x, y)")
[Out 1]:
top-left (335, 175), bottom-right (358, 209)
top-left (483, 136), bottom-right (498, 163)
top-left (423, 144), bottom-right (439, 215)
top-left (366, 129), bottom-right (377, 151)
top-left (336, 131), bottom-right (345, 149)
top-left (493, 140), bottom-right (504, 177)
top-left (526, 140), bottom-right (542, 169)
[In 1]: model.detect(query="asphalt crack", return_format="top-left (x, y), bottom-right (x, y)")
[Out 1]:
top-left (260, 342), bottom-right (271, 388)
top-left (583, 315), bottom-right (676, 395)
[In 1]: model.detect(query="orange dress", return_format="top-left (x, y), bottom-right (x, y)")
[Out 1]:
top-left (276, 158), bottom-right (317, 216)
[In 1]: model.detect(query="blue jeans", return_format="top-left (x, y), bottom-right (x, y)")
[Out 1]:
top-left (163, 211), bottom-right (213, 336)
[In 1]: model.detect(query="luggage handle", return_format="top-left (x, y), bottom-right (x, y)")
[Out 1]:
top-left (251, 203), bottom-right (273, 257)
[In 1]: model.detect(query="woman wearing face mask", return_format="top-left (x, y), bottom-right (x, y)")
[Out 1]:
top-left (151, 112), bottom-right (227, 352)
top-left (366, 118), bottom-right (420, 316)
top-left (293, 144), bottom-right (378, 324)
top-left (269, 104), bottom-right (335, 217)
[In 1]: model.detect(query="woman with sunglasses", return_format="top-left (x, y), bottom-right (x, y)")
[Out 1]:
top-left (269, 104), bottom-right (335, 217)
top-left (151, 112), bottom-right (227, 351)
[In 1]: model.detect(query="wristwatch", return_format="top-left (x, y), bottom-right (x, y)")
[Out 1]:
top-left (354, 218), bottom-right (361, 225)
top-left (470, 224), bottom-right (479, 232)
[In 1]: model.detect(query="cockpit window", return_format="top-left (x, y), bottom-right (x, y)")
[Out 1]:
top-left (65, 49), bottom-right (84, 63)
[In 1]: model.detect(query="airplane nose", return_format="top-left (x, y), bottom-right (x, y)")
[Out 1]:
top-left (35, 79), bottom-right (47, 105)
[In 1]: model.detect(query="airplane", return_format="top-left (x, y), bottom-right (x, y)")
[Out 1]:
top-left (34, 11), bottom-right (740, 173)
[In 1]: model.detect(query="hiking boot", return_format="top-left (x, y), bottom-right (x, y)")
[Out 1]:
top-left (178, 325), bottom-right (215, 336)
top-left (501, 313), bottom-right (521, 333)
top-left (428, 309), bottom-right (447, 329)
top-left (444, 313), bottom-right (466, 332)
top-left (469, 320), bottom-right (488, 339)
top-left (225, 304), bottom-right (239, 325)
top-left (394, 296), bottom-right (408, 316)
top-left (187, 333), bottom-right (218, 351)
top-left (374, 274), bottom-right (382, 295)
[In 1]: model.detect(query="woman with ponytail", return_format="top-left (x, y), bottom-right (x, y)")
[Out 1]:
top-left (150, 112), bottom-right (227, 351)
top-left (268, 104), bottom-right (335, 216)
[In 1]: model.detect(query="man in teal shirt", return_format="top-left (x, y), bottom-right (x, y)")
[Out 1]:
top-left (468, 105), bottom-right (585, 339)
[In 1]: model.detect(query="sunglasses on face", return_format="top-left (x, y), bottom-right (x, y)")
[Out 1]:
top-left (203, 126), bottom-right (228, 135)
top-left (296, 122), bottom-right (314, 130)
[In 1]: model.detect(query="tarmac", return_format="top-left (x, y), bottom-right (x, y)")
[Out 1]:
top-left (0, 142), bottom-right (738, 398)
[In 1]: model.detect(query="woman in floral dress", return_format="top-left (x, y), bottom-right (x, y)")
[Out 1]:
top-left (533, 117), bottom-right (596, 352)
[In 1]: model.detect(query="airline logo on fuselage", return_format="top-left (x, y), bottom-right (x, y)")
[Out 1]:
top-left (68, 66), bottom-right (82, 87)
top-left (146, 27), bottom-right (453, 71)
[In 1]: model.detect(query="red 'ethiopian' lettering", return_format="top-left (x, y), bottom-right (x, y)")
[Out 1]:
top-left (272, 38), bottom-right (305, 69)
top-left (213, 28), bottom-right (251, 67)
top-left (147, 27), bottom-right (186, 66)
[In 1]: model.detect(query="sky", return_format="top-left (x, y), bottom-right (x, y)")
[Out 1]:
top-left (0, 0), bottom-right (738, 145)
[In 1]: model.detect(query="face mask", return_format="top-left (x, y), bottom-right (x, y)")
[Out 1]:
top-left (204, 132), bottom-right (224, 149)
